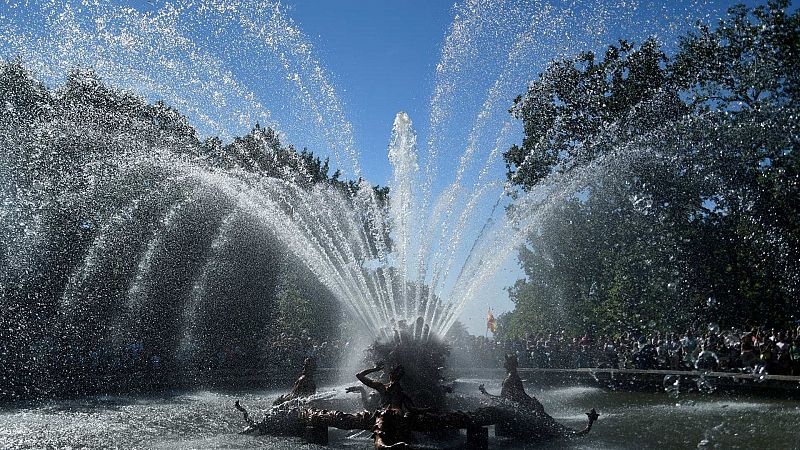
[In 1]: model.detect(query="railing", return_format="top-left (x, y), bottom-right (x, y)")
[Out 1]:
top-left (456, 366), bottom-right (800, 382)
top-left (3, 366), bottom-right (798, 403)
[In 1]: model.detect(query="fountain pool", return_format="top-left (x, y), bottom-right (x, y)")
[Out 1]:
top-left (2, 378), bottom-right (798, 449)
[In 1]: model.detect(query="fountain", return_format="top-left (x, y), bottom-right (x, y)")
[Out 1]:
top-left (0, 0), bottom-right (717, 345)
top-left (232, 326), bottom-right (599, 448)
top-left (2, 0), bottom-right (799, 448)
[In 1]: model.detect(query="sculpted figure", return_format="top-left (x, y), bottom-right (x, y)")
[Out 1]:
top-left (356, 362), bottom-right (427, 449)
top-left (345, 385), bottom-right (381, 411)
top-left (479, 353), bottom-right (546, 414)
top-left (479, 354), bottom-right (599, 439)
top-left (273, 357), bottom-right (317, 405)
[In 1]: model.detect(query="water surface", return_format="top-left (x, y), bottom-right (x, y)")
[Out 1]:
top-left (2, 381), bottom-right (798, 449)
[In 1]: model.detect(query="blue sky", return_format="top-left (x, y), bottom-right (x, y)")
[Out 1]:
top-left (279, 0), bottom-right (749, 187)
top-left (282, 1), bottom-right (453, 184)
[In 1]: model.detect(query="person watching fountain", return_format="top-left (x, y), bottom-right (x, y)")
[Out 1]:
top-left (694, 344), bottom-right (720, 371)
top-left (790, 338), bottom-right (800, 376)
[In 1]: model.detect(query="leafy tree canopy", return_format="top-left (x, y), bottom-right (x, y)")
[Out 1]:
top-left (502, 0), bottom-right (799, 337)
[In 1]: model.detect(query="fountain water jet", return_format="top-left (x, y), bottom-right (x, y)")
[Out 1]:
top-left (0, 1), bottom-right (732, 403)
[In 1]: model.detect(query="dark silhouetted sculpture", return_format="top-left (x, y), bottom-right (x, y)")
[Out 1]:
top-left (356, 363), bottom-right (429, 448)
top-left (235, 324), bottom-right (599, 449)
top-left (345, 385), bottom-right (380, 411)
top-left (479, 354), bottom-right (599, 439)
top-left (273, 356), bottom-right (317, 405)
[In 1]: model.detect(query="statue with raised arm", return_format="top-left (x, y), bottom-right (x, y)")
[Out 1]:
top-left (356, 362), bottom-right (427, 449)
top-left (479, 354), bottom-right (599, 440)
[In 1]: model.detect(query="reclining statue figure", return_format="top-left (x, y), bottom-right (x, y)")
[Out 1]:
top-left (273, 356), bottom-right (317, 405)
top-left (479, 354), bottom-right (599, 440)
top-left (345, 384), bottom-right (381, 411)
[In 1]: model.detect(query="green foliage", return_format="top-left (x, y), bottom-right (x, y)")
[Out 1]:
top-left (445, 319), bottom-right (471, 343)
top-left (0, 61), bottom-right (373, 397)
top-left (276, 286), bottom-right (315, 337)
top-left (504, 37), bottom-right (681, 190)
top-left (503, 1), bottom-right (800, 336)
top-left (673, 0), bottom-right (800, 112)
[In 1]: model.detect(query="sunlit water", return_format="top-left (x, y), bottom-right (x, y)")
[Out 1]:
top-left (3, 2), bottom-right (797, 447)
top-left (2, 380), bottom-right (798, 449)
top-left (0, 0), bottom-right (725, 346)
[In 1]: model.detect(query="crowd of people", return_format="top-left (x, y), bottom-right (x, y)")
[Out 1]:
top-left (254, 333), bottom-right (348, 371)
top-left (18, 325), bottom-right (800, 392)
top-left (452, 326), bottom-right (800, 376)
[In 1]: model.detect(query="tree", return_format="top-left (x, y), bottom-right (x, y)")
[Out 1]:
top-left (503, 0), bottom-right (800, 336)
top-left (504, 38), bottom-right (682, 191)
top-left (0, 62), bottom-right (383, 399)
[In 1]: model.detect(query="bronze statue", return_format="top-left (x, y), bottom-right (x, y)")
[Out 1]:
top-left (273, 356), bottom-right (317, 405)
top-left (356, 363), bottom-right (411, 411)
top-left (366, 322), bottom-right (451, 412)
top-left (235, 344), bottom-right (600, 449)
top-left (345, 385), bottom-right (380, 411)
top-left (479, 354), bottom-right (599, 439)
top-left (356, 362), bottom-right (427, 449)
top-left (478, 353), bottom-right (546, 414)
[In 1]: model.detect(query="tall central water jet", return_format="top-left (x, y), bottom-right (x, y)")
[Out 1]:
top-left (387, 112), bottom-right (419, 323)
